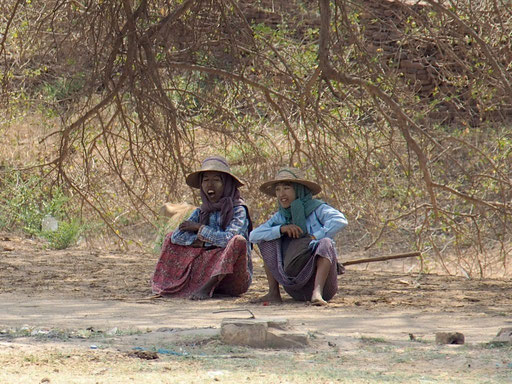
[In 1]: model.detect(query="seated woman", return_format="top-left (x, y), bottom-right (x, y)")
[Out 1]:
top-left (249, 167), bottom-right (347, 305)
top-left (151, 155), bottom-right (253, 300)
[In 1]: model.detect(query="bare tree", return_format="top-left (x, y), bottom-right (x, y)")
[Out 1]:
top-left (1, 0), bottom-right (511, 275)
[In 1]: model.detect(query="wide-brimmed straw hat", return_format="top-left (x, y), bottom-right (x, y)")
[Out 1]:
top-left (185, 155), bottom-right (244, 189)
top-left (259, 166), bottom-right (322, 196)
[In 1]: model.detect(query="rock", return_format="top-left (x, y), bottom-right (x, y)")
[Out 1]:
top-left (491, 327), bottom-right (512, 344)
top-left (435, 332), bottom-right (465, 344)
top-left (128, 350), bottom-right (158, 360)
top-left (41, 215), bottom-right (58, 232)
top-left (264, 318), bottom-right (288, 330)
top-left (266, 328), bottom-right (309, 349)
top-left (221, 319), bottom-right (269, 348)
top-left (31, 328), bottom-right (50, 336)
top-left (220, 318), bottom-right (309, 349)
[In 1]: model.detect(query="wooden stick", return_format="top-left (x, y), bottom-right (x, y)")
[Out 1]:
top-left (342, 251), bottom-right (421, 266)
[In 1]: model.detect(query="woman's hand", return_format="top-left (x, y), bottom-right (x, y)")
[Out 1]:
top-left (280, 224), bottom-right (303, 238)
top-left (191, 239), bottom-right (205, 248)
top-left (179, 221), bottom-right (201, 233)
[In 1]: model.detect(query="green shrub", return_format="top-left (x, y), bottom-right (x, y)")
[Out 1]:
top-left (41, 219), bottom-right (83, 250)
top-left (0, 168), bottom-right (84, 249)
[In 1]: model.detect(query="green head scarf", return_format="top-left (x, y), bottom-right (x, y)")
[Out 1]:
top-left (278, 183), bottom-right (325, 234)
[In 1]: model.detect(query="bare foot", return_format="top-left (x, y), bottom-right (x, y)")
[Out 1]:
top-left (143, 294), bottom-right (162, 300)
top-left (311, 291), bottom-right (327, 306)
top-left (188, 275), bottom-right (222, 300)
top-left (250, 292), bottom-right (282, 304)
top-left (189, 291), bottom-right (210, 300)
top-left (311, 297), bottom-right (328, 306)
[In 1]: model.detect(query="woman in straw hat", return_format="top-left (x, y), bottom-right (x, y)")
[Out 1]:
top-left (151, 155), bottom-right (253, 300)
top-left (249, 167), bottom-right (347, 305)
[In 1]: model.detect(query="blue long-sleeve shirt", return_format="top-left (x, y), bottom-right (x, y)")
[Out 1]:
top-left (171, 205), bottom-right (253, 273)
top-left (249, 204), bottom-right (347, 248)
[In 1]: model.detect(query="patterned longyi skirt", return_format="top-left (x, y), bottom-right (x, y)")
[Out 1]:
top-left (151, 233), bottom-right (251, 298)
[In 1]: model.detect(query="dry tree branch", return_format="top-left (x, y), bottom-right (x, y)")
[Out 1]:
top-left (168, 61), bottom-right (294, 103)
top-left (142, 0), bottom-right (196, 41)
top-left (0, 0), bottom-right (22, 56)
top-left (424, 0), bottom-right (512, 99)
top-left (431, 182), bottom-right (511, 212)
top-left (364, 203), bottom-right (432, 250)
top-left (167, 60), bottom-right (304, 162)
top-left (444, 136), bottom-right (511, 183)
top-left (54, 1), bottom-right (139, 173)
top-left (0, 0), bottom-right (23, 98)
top-left (318, 0), bottom-right (440, 219)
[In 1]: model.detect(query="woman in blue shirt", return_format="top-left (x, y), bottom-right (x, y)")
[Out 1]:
top-left (151, 156), bottom-right (253, 300)
top-left (250, 167), bottom-right (347, 305)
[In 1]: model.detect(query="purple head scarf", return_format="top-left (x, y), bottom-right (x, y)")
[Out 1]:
top-left (198, 172), bottom-right (249, 231)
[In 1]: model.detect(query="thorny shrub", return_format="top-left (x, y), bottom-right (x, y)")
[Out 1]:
top-left (0, 0), bottom-right (511, 276)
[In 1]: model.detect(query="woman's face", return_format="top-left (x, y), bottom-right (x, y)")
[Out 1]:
top-left (201, 171), bottom-right (224, 203)
top-left (275, 182), bottom-right (296, 209)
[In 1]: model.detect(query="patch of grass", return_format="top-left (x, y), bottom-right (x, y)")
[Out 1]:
top-left (1, 330), bottom-right (511, 383)
top-left (152, 218), bottom-right (173, 253)
top-left (0, 168), bottom-right (86, 249)
top-left (483, 341), bottom-right (512, 349)
top-left (41, 218), bottom-right (83, 250)
top-left (151, 206), bottom-right (196, 253)
top-left (0, 326), bottom-right (151, 342)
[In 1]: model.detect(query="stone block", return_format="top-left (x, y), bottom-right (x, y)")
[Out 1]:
top-left (266, 328), bottom-right (310, 349)
top-left (221, 319), bottom-right (269, 348)
top-left (220, 318), bottom-right (308, 349)
top-left (266, 318), bottom-right (289, 330)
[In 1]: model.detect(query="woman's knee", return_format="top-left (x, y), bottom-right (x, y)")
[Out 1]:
top-left (230, 235), bottom-right (247, 247)
top-left (317, 237), bottom-right (335, 248)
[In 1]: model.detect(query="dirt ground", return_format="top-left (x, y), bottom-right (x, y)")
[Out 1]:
top-left (1, 232), bottom-right (512, 383)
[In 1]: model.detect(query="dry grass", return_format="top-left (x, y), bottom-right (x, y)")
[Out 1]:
top-left (1, 331), bottom-right (511, 383)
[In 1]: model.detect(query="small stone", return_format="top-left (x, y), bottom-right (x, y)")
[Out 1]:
top-left (128, 350), bottom-right (158, 360)
top-left (31, 329), bottom-right (50, 336)
top-left (41, 215), bottom-right (59, 232)
top-left (492, 327), bottom-right (512, 344)
top-left (435, 332), bottom-right (464, 344)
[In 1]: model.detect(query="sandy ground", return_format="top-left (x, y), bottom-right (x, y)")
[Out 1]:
top-left (0, 233), bottom-right (512, 384)
top-left (1, 231), bottom-right (511, 343)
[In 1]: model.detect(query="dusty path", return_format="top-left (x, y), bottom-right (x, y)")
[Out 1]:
top-left (2, 233), bottom-right (512, 383)
top-left (1, 231), bottom-right (511, 344)
top-left (1, 293), bottom-right (510, 345)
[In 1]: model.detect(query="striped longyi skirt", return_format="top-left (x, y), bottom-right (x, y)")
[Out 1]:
top-left (257, 237), bottom-right (342, 301)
